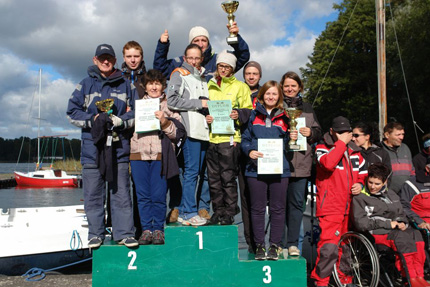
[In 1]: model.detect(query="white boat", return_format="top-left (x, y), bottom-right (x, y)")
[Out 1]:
top-left (0, 205), bottom-right (90, 275)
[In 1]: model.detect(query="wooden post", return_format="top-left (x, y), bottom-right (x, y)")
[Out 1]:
top-left (376, 0), bottom-right (387, 140)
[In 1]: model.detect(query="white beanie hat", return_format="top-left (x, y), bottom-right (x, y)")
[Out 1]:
top-left (189, 26), bottom-right (210, 43)
top-left (216, 51), bottom-right (237, 71)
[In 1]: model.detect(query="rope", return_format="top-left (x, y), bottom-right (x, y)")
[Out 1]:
top-left (21, 257), bottom-right (92, 282)
top-left (312, 0), bottom-right (361, 108)
top-left (387, 1), bottom-right (421, 151)
top-left (21, 230), bottom-right (90, 282)
top-left (70, 230), bottom-right (82, 251)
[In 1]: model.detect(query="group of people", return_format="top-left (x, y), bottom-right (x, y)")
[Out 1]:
top-left (66, 21), bottom-right (430, 286)
top-left (311, 117), bottom-right (430, 287)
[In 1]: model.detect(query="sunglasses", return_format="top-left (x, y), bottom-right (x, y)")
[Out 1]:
top-left (352, 133), bottom-right (365, 138)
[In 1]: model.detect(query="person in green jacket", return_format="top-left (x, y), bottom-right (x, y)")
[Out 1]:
top-left (205, 51), bottom-right (252, 225)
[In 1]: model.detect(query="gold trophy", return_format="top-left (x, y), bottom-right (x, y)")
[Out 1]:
top-left (95, 99), bottom-right (119, 141)
top-left (95, 99), bottom-right (114, 114)
top-left (286, 108), bottom-right (303, 150)
top-left (221, 1), bottom-right (239, 45)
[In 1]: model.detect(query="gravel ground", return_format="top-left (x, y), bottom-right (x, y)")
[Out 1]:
top-left (0, 273), bottom-right (91, 287)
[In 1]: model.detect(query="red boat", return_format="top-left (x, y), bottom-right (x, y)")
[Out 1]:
top-left (14, 170), bottom-right (78, 187)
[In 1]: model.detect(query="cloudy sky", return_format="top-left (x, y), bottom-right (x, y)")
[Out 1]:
top-left (0, 0), bottom-right (340, 139)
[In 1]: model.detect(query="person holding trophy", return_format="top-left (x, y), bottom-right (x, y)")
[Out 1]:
top-left (241, 81), bottom-right (297, 261)
top-left (67, 44), bottom-right (138, 248)
top-left (153, 1), bottom-right (249, 81)
top-left (281, 71), bottom-right (322, 256)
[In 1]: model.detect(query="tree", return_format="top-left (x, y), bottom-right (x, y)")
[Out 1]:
top-left (301, 0), bottom-right (430, 154)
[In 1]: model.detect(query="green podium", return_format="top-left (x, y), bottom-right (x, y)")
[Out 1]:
top-left (93, 225), bottom-right (306, 286)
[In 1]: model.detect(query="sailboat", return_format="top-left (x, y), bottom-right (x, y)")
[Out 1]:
top-left (14, 69), bottom-right (78, 187)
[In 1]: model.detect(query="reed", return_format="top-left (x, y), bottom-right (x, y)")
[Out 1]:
top-left (51, 159), bottom-right (82, 172)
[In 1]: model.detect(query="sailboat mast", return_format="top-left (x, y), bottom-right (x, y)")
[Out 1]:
top-left (37, 68), bottom-right (41, 169)
top-left (376, 0), bottom-right (387, 140)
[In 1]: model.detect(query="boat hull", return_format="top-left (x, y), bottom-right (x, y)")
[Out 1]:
top-left (14, 171), bottom-right (78, 187)
top-left (0, 205), bottom-right (89, 275)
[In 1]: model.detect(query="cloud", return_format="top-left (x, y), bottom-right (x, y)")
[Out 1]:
top-left (0, 0), bottom-right (339, 139)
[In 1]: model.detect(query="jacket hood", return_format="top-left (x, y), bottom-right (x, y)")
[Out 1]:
top-left (87, 65), bottom-right (123, 83)
top-left (322, 131), bottom-right (361, 151)
top-left (181, 62), bottom-right (206, 78)
top-left (121, 60), bottom-right (146, 75)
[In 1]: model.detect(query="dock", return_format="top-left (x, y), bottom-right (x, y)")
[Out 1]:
top-left (0, 174), bottom-right (16, 188)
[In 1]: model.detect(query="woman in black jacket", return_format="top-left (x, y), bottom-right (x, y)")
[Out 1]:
top-left (352, 122), bottom-right (391, 170)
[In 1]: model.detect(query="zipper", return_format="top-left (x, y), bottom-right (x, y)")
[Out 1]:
top-left (320, 190), bottom-right (328, 209)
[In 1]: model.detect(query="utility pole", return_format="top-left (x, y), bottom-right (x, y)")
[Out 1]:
top-left (376, 0), bottom-right (387, 140)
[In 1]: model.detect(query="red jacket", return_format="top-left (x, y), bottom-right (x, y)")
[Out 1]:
top-left (315, 133), bottom-right (367, 217)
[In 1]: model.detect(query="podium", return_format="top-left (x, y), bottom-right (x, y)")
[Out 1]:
top-left (93, 225), bottom-right (307, 286)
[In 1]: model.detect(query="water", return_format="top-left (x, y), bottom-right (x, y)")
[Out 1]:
top-left (0, 163), bottom-right (84, 208)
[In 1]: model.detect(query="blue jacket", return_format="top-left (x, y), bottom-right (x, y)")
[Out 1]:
top-left (153, 34), bottom-right (250, 81)
top-left (66, 65), bottom-right (137, 165)
top-left (241, 102), bottom-right (291, 178)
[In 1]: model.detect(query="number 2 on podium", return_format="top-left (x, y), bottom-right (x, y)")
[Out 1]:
top-left (196, 231), bottom-right (203, 249)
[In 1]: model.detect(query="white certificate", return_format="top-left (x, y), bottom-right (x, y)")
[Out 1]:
top-left (257, 138), bottom-right (283, 174)
top-left (135, 98), bottom-right (160, 133)
top-left (294, 118), bottom-right (307, 151)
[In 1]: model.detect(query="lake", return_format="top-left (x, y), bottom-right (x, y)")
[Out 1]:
top-left (0, 162), bottom-right (84, 208)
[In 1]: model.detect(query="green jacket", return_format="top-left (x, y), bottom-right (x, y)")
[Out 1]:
top-left (208, 75), bottom-right (252, 144)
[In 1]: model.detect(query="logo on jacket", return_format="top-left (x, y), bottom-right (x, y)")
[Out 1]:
top-left (364, 205), bottom-right (374, 216)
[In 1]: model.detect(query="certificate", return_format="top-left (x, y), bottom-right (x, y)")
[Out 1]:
top-left (257, 138), bottom-right (283, 174)
top-left (294, 118), bottom-right (307, 151)
top-left (208, 100), bottom-right (235, 135)
top-left (135, 98), bottom-right (160, 133)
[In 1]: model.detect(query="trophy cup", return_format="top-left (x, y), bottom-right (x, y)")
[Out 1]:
top-left (286, 108), bottom-right (303, 150)
top-left (221, 1), bottom-right (239, 45)
top-left (95, 99), bottom-right (114, 115)
top-left (95, 99), bottom-right (119, 141)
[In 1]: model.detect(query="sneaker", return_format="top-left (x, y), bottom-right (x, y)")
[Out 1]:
top-left (88, 237), bottom-right (103, 249)
top-left (152, 230), bottom-right (165, 245)
top-left (179, 215), bottom-right (207, 226)
top-left (255, 244), bottom-right (266, 260)
top-left (138, 230), bottom-right (152, 245)
top-left (288, 246), bottom-right (300, 256)
top-left (167, 208), bottom-right (179, 223)
top-left (118, 237), bottom-right (139, 248)
top-left (198, 209), bottom-right (211, 220)
top-left (267, 244), bottom-right (279, 261)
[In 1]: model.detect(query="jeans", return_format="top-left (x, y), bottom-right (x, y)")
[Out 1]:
top-left (286, 177), bottom-right (307, 248)
top-left (130, 160), bottom-right (167, 232)
top-left (180, 138), bottom-right (209, 219)
top-left (82, 162), bottom-right (135, 241)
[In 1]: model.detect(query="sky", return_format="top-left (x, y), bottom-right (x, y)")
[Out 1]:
top-left (0, 0), bottom-right (340, 139)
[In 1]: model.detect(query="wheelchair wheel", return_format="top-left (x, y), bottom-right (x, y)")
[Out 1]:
top-left (332, 232), bottom-right (380, 287)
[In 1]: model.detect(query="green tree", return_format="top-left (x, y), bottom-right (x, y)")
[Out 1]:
top-left (301, 0), bottom-right (429, 154)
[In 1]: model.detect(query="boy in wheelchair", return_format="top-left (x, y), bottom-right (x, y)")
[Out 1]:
top-left (352, 163), bottom-right (429, 287)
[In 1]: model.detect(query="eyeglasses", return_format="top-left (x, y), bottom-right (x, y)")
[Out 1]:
top-left (352, 133), bottom-right (365, 138)
top-left (218, 64), bottom-right (232, 71)
top-left (185, 57), bottom-right (201, 61)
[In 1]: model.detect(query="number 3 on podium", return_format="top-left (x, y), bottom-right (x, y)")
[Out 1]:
top-left (196, 231), bottom-right (203, 249)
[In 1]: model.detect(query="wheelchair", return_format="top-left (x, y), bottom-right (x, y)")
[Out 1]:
top-left (330, 231), bottom-right (412, 287)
